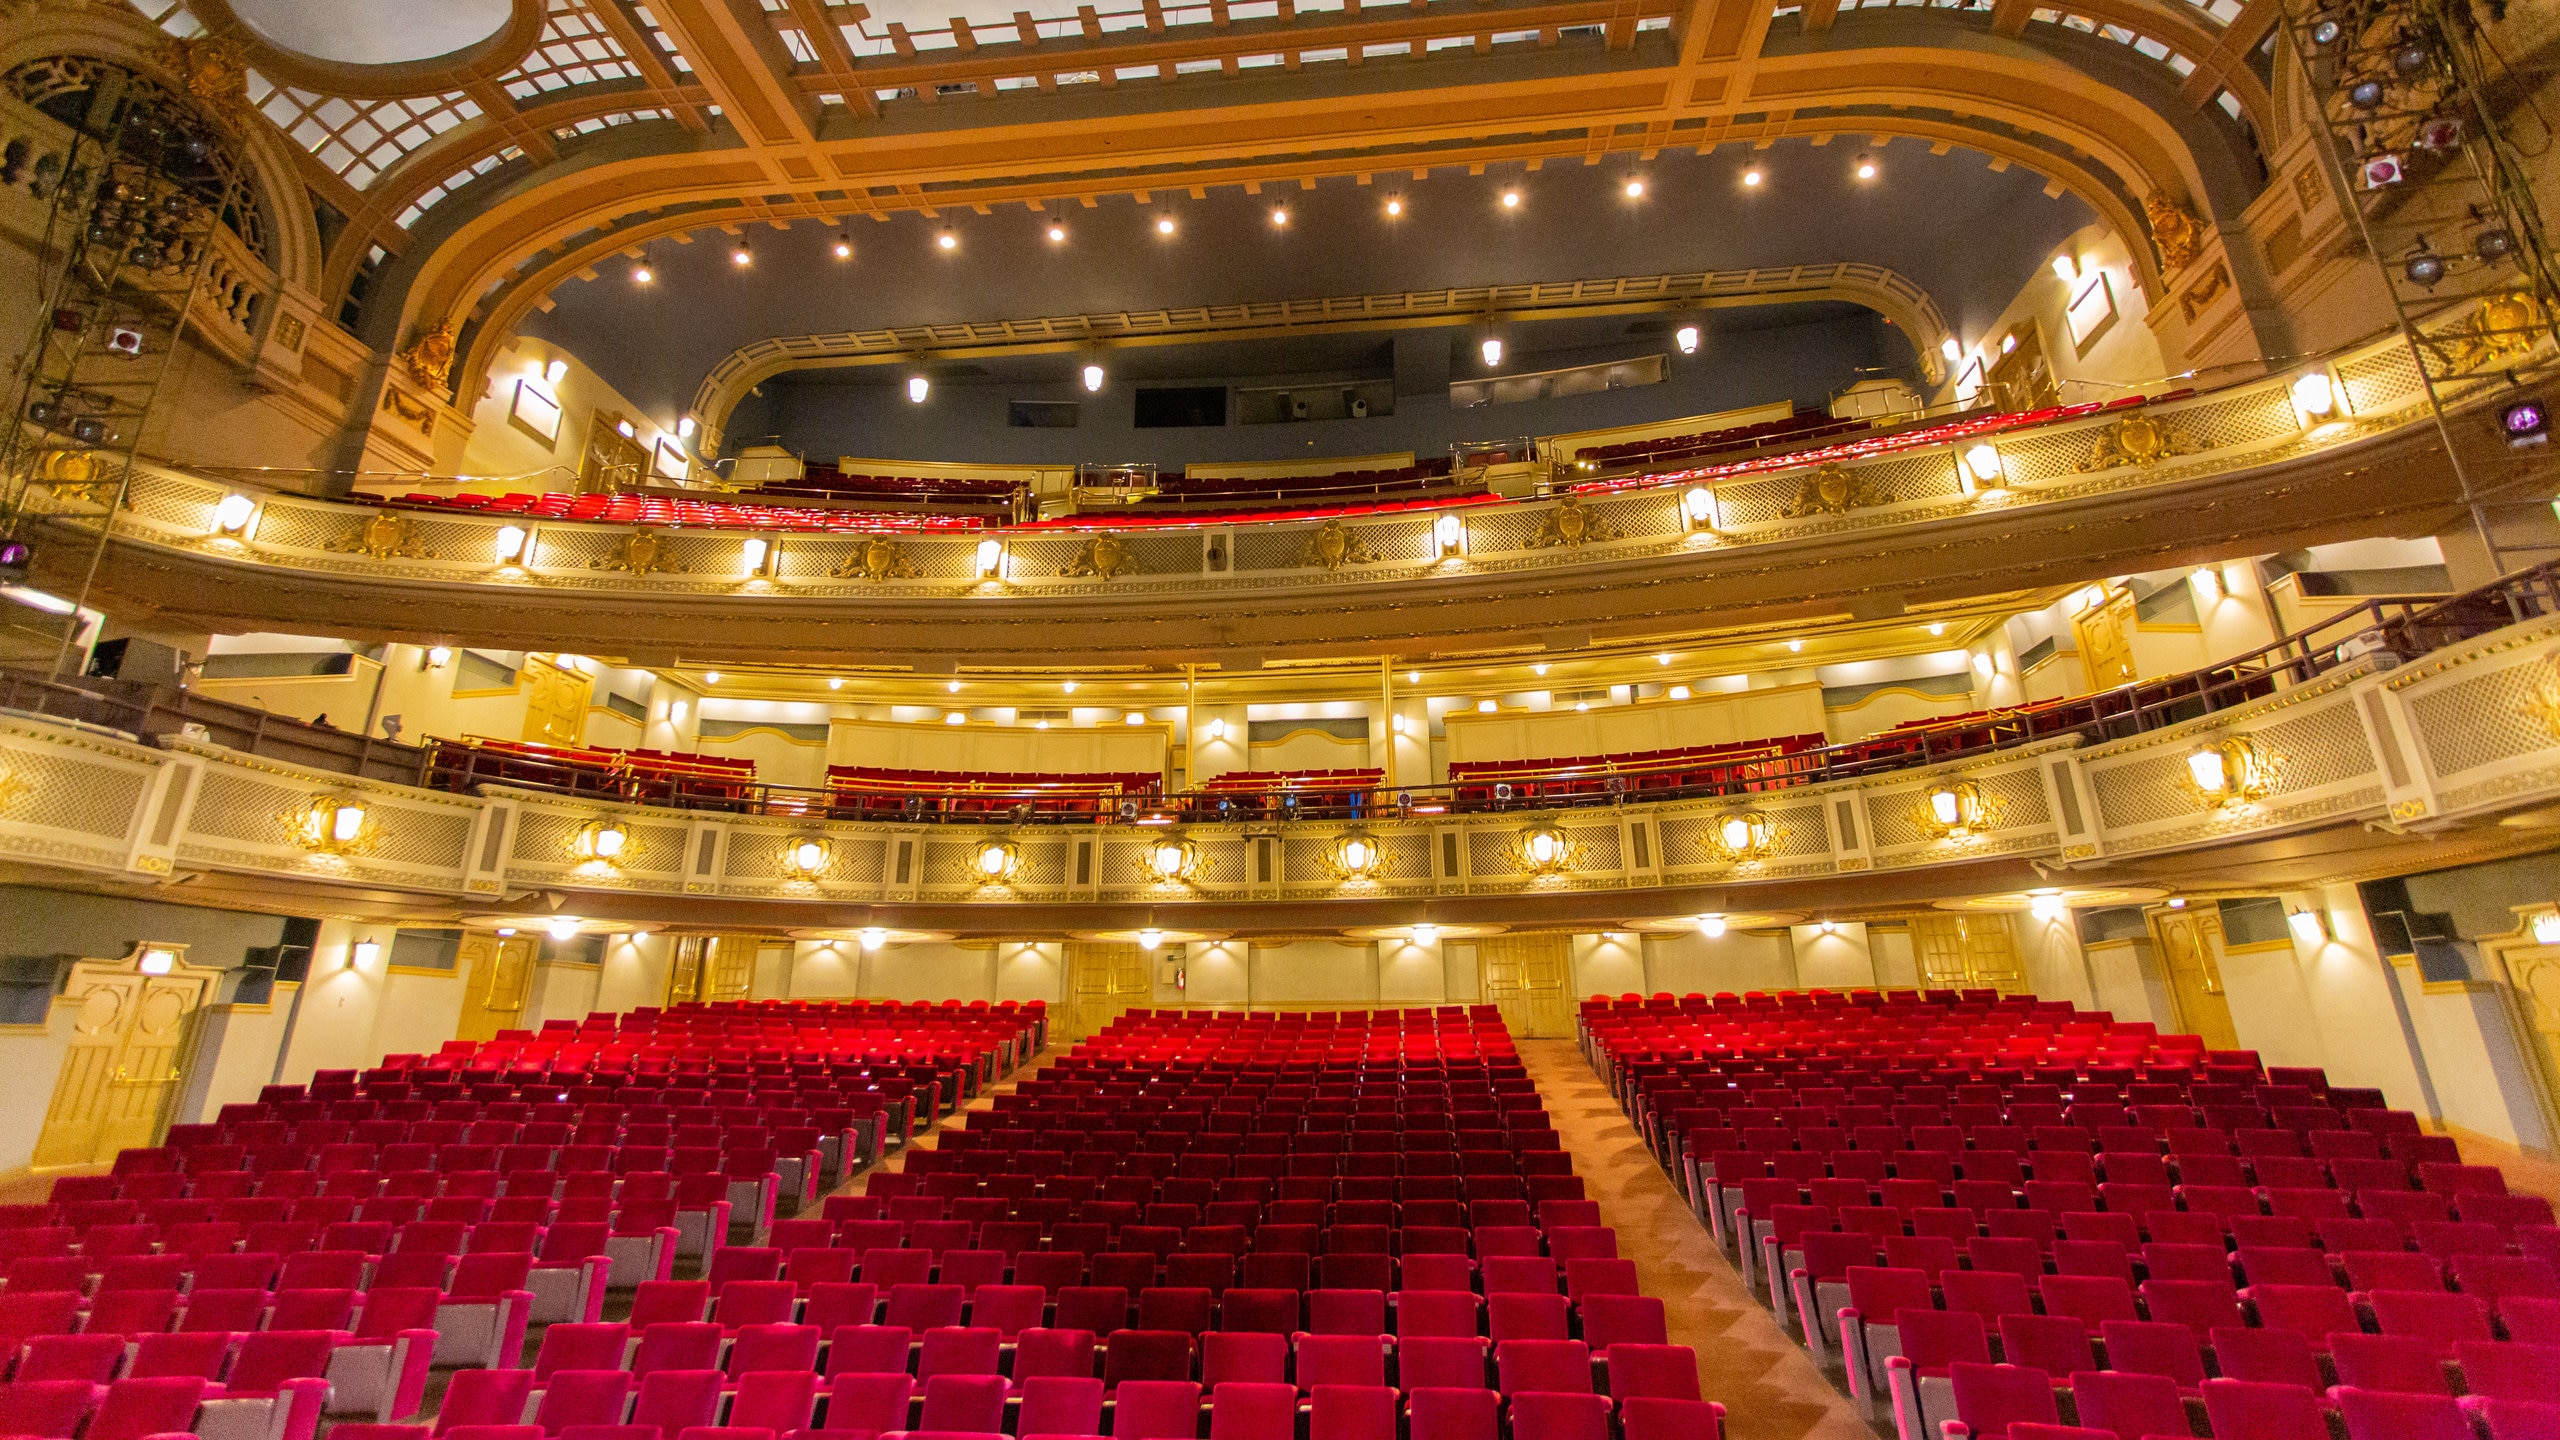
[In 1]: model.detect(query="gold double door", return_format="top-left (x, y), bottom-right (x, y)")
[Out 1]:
top-left (33, 950), bottom-right (216, 1169)
top-left (665, 934), bottom-right (764, 1005)
top-left (2148, 905), bottom-right (2241, 1051)
top-left (1478, 934), bottom-right (1572, 1038)
top-left (2075, 588), bottom-right (2139, 689)
top-left (1064, 942), bottom-right (1153, 1041)
top-left (519, 654), bottom-right (593, 748)
top-left (1909, 912), bottom-right (2028, 992)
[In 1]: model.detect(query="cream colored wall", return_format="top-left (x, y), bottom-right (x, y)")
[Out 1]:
top-left (2384, 957), bottom-right (2556, 1150)
top-left (1871, 925), bottom-right (1920, 989)
top-left (993, 943), bottom-right (1065, 1005)
top-left (1248, 942), bottom-right (1380, 1005)
top-left (697, 727), bottom-right (829, 790)
top-left (192, 661), bottom-right (383, 729)
top-left (1957, 222), bottom-right (2170, 405)
top-left (274, 921), bottom-right (463, 1082)
top-left (1378, 938), bottom-right (1448, 1005)
top-left (1825, 688), bottom-right (1976, 743)
top-left (178, 996), bottom-right (295, 1124)
top-left (1189, 704), bottom-right (1251, 786)
top-left (1642, 929), bottom-right (1798, 995)
top-left (526, 960), bottom-right (602, 1028)
top-left (0, 1006), bottom-right (78, 1173)
top-left (1570, 933), bottom-right (1647, 999)
top-left (2210, 886), bottom-right (2431, 1112)
top-left (2081, 936), bottom-right (2171, 1026)
top-left (1246, 728), bottom-right (1376, 775)
top-left (1181, 940), bottom-right (1252, 1006)
top-left (1792, 922), bottom-right (1877, 990)
top-left (459, 337), bottom-right (691, 488)
top-left (597, 934), bottom-right (674, 1011)
top-left (1445, 683), bottom-right (1826, 763)
top-left (854, 942), bottom-right (1002, 1003)
top-left (828, 718), bottom-right (1168, 777)
top-left (2017, 909), bottom-right (2097, 1008)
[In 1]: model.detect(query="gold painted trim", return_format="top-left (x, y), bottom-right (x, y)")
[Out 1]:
top-left (385, 965), bottom-right (460, 978)
top-left (2220, 937), bottom-right (2298, 956)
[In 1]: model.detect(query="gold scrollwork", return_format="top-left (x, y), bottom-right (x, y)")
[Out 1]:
top-left (831, 536), bottom-right (918, 581)
top-left (29, 449), bottom-right (123, 508)
top-left (379, 386), bottom-right (435, 435)
top-left (2519, 666), bottom-right (2560, 742)
top-left (592, 528), bottom-right (685, 576)
top-left (2144, 191), bottom-right (2204, 273)
top-left (2427, 291), bottom-right (2546, 376)
top-left (155, 35), bottom-right (249, 122)
top-left (2077, 414), bottom-right (2204, 473)
top-left (1528, 495), bottom-right (1621, 548)
top-left (1294, 519), bottom-right (1380, 571)
top-left (1062, 534), bottom-right (1136, 580)
top-left (400, 321), bottom-right (458, 393)
top-left (1779, 462), bottom-right (1884, 518)
top-left (328, 511), bottom-right (436, 561)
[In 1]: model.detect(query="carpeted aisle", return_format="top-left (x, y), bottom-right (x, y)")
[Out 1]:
top-left (1517, 1038), bottom-right (1884, 1440)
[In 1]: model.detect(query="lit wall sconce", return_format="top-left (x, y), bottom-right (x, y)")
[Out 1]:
top-left (2533, 912), bottom-right (2560, 945)
top-left (2287, 905), bottom-right (2328, 944)
top-left (1329, 831), bottom-right (1382, 881)
top-left (1145, 835), bottom-right (1199, 885)
top-left (1123, 712), bottom-right (1146, 726)
top-left (1709, 809), bottom-right (1775, 864)
top-left (2028, 891), bottom-right (2069, 921)
top-left (908, 376), bottom-right (930, 404)
top-left (1923, 779), bottom-right (1989, 838)
top-left (138, 947), bottom-right (177, 975)
top-left (974, 840), bottom-right (1021, 884)
top-left (351, 938), bottom-right (381, 967)
top-left (212, 493), bottom-right (256, 535)
top-left (1207, 718), bottom-right (1227, 741)
top-left (1435, 513), bottom-right (1465, 557)
top-left (1139, 926), bottom-right (1163, 951)
top-left (1412, 923), bottom-right (1439, 945)
top-left (547, 916), bottom-right (582, 941)
top-left (423, 646), bottom-right (453, 670)
top-left (1517, 821), bottom-right (1572, 874)
top-left (2190, 566), bottom-right (2222, 605)
top-left (783, 836), bottom-right (834, 879)
top-left (861, 926), bottom-right (887, 950)
top-left (1816, 920), bottom-right (1839, 935)
top-left (574, 819), bottom-right (629, 863)
top-left (494, 525), bottom-right (529, 564)
top-left (976, 538), bottom-right (1004, 579)
top-left (1695, 914), bottom-right (1727, 938)
top-left (1481, 337), bottom-right (1504, 367)
top-left (2291, 371), bottom-right (2338, 424)
top-left (1682, 486), bottom-right (1716, 530)
top-left (2187, 735), bottom-right (2271, 807)
top-left (297, 795), bottom-right (369, 853)
top-left (741, 536), bottom-right (773, 576)
top-left (1960, 444), bottom-right (2003, 490)
top-left (1675, 325), bottom-right (1700, 355)
top-left (545, 359), bottom-right (568, 386)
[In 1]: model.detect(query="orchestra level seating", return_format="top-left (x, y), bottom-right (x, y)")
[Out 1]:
top-left (1583, 988), bottom-right (2556, 1440)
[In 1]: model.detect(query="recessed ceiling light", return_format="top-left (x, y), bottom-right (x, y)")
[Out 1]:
top-left (829, 677), bottom-right (845, 689)
top-left (1384, 197), bottom-right (1404, 217)
top-left (947, 679), bottom-right (961, 692)
top-left (936, 230), bottom-right (957, 251)
top-left (1406, 670), bottom-right (1420, 684)
top-left (1501, 190), bottom-right (1521, 208)
top-left (1532, 663), bottom-right (1548, 676)
top-left (833, 233), bottom-right (853, 258)
top-left (1157, 216), bottom-right (1176, 235)
top-left (730, 241), bottom-right (751, 265)
top-left (1741, 167), bottom-right (1764, 187)
top-left (1047, 224), bottom-right (1067, 242)
top-left (1063, 680), bottom-right (1078, 693)
top-left (1786, 640), bottom-right (1802, 652)
top-left (1929, 623), bottom-right (1945, 636)
top-left (1656, 652), bottom-right (1672, 665)
top-left (1624, 178), bottom-right (1645, 198)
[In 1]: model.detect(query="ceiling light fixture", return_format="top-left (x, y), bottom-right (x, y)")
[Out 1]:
top-left (937, 229), bottom-right (958, 251)
top-left (1046, 224), bottom-right (1067, 242)
top-left (860, 926), bottom-right (886, 949)
top-left (1532, 663), bottom-right (1549, 676)
top-left (2051, 253), bottom-right (2079, 282)
top-left (1941, 335), bottom-right (1962, 362)
top-left (1500, 190), bottom-right (1521, 209)
top-left (1083, 364), bottom-right (1105, 392)
top-left (1481, 337), bottom-right (1504, 367)
top-left (1157, 216), bottom-right (1176, 236)
top-left (1623, 178), bottom-right (1645, 198)
top-left (631, 261), bottom-right (652, 284)
top-left (1787, 639), bottom-right (1803, 652)
top-left (1741, 166), bottom-right (1764, 187)
top-left (908, 376), bottom-right (930, 403)
top-left (1270, 206), bottom-right (1288, 227)
top-left (833, 233), bottom-right (853, 259)
top-left (704, 671), bottom-right (720, 684)
top-left (548, 916), bottom-right (582, 941)
top-left (1675, 325), bottom-right (1700, 355)
top-left (1384, 196), bottom-right (1404, 217)
top-left (829, 677), bottom-right (845, 689)
top-left (1854, 155), bottom-right (1877, 180)
top-left (730, 240), bottom-right (751, 265)
top-left (1696, 914), bottom-right (1727, 938)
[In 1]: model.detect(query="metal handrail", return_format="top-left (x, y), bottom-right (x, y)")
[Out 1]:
top-left (403, 562), bottom-right (2560, 825)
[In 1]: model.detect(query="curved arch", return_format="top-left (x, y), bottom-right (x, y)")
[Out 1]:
top-left (179, 0), bottom-right (549, 100)
top-left (0, 7), bottom-right (327, 294)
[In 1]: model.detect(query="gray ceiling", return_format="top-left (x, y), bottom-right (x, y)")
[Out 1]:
top-left (523, 134), bottom-right (2097, 427)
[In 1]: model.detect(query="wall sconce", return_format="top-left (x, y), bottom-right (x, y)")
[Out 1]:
top-left (858, 926), bottom-right (888, 950)
top-left (1412, 923), bottom-right (1439, 945)
top-left (2287, 905), bottom-right (2328, 944)
top-left (1329, 831), bottom-right (1382, 881)
top-left (423, 646), bottom-right (453, 670)
top-left (2534, 912), bottom-right (2560, 945)
top-left (547, 915), bottom-right (582, 941)
top-left (1681, 487), bottom-right (1716, 530)
top-left (297, 796), bottom-right (369, 853)
top-left (2187, 736), bottom-right (2271, 807)
top-left (212, 493), bottom-right (255, 535)
top-left (1144, 835), bottom-right (1199, 884)
top-left (779, 836), bottom-right (833, 880)
top-left (1435, 513), bottom-right (1465, 557)
top-left (1816, 920), bottom-right (1839, 935)
top-left (1709, 809), bottom-right (1775, 864)
top-left (1695, 914), bottom-right (1727, 938)
top-left (138, 947), bottom-right (177, 975)
top-left (574, 819), bottom-right (629, 863)
top-left (1675, 324), bottom-right (1700, 355)
top-left (976, 538), bottom-right (1003, 578)
top-left (974, 840), bottom-right (1021, 884)
top-left (1960, 444), bottom-right (2003, 490)
top-left (1517, 820), bottom-right (1572, 874)
top-left (2028, 891), bottom-right (2069, 921)
top-left (1923, 779), bottom-right (1990, 838)
top-left (494, 525), bottom-right (529, 564)
top-left (2291, 371), bottom-right (2338, 424)
top-left (351, 938), bottom-right (381, 967)
top-left (1207, 718), bottom-right (1227, 742)
top-left (741, 537), bottom-right (773, 576)
top-left (2189, 566), bottom-right (2222, 605)
top-left (1138, 926), bottom-right (1163, 951)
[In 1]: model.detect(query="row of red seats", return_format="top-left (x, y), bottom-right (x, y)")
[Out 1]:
top-left (1017, 490), bottom-right (1505, 532)
top-left (1572, 408), bottom-right (1863, 467)
top-left (363, 489), bottom-right (987, 533)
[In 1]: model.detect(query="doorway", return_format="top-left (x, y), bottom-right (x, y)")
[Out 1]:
top-left (1063, 942), bottom-right (1152, 1041)
top-left (580, 410), bottom-right (649, 493)
top-left (454, 932), bottom-right (539, 1042)
top-left (1909, 912), bottom-right (2028, 993)
top-left (519, 654), bottom-right (593, 747)
top-left (32, 946), bottom-right (217, 1168)
top-left (2073, 588), bottom-right (2139, 689)
top-left (2147, 905), bottom-right (2241, 1051)
top-left (1477, 934), bottom-right (1573, 1038)
top-left (665, 935), bottom-right (763, 1004)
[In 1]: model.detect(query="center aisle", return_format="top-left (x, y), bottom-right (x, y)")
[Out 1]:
top-left (1515, 1038), bottom-right (1883, 1440)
